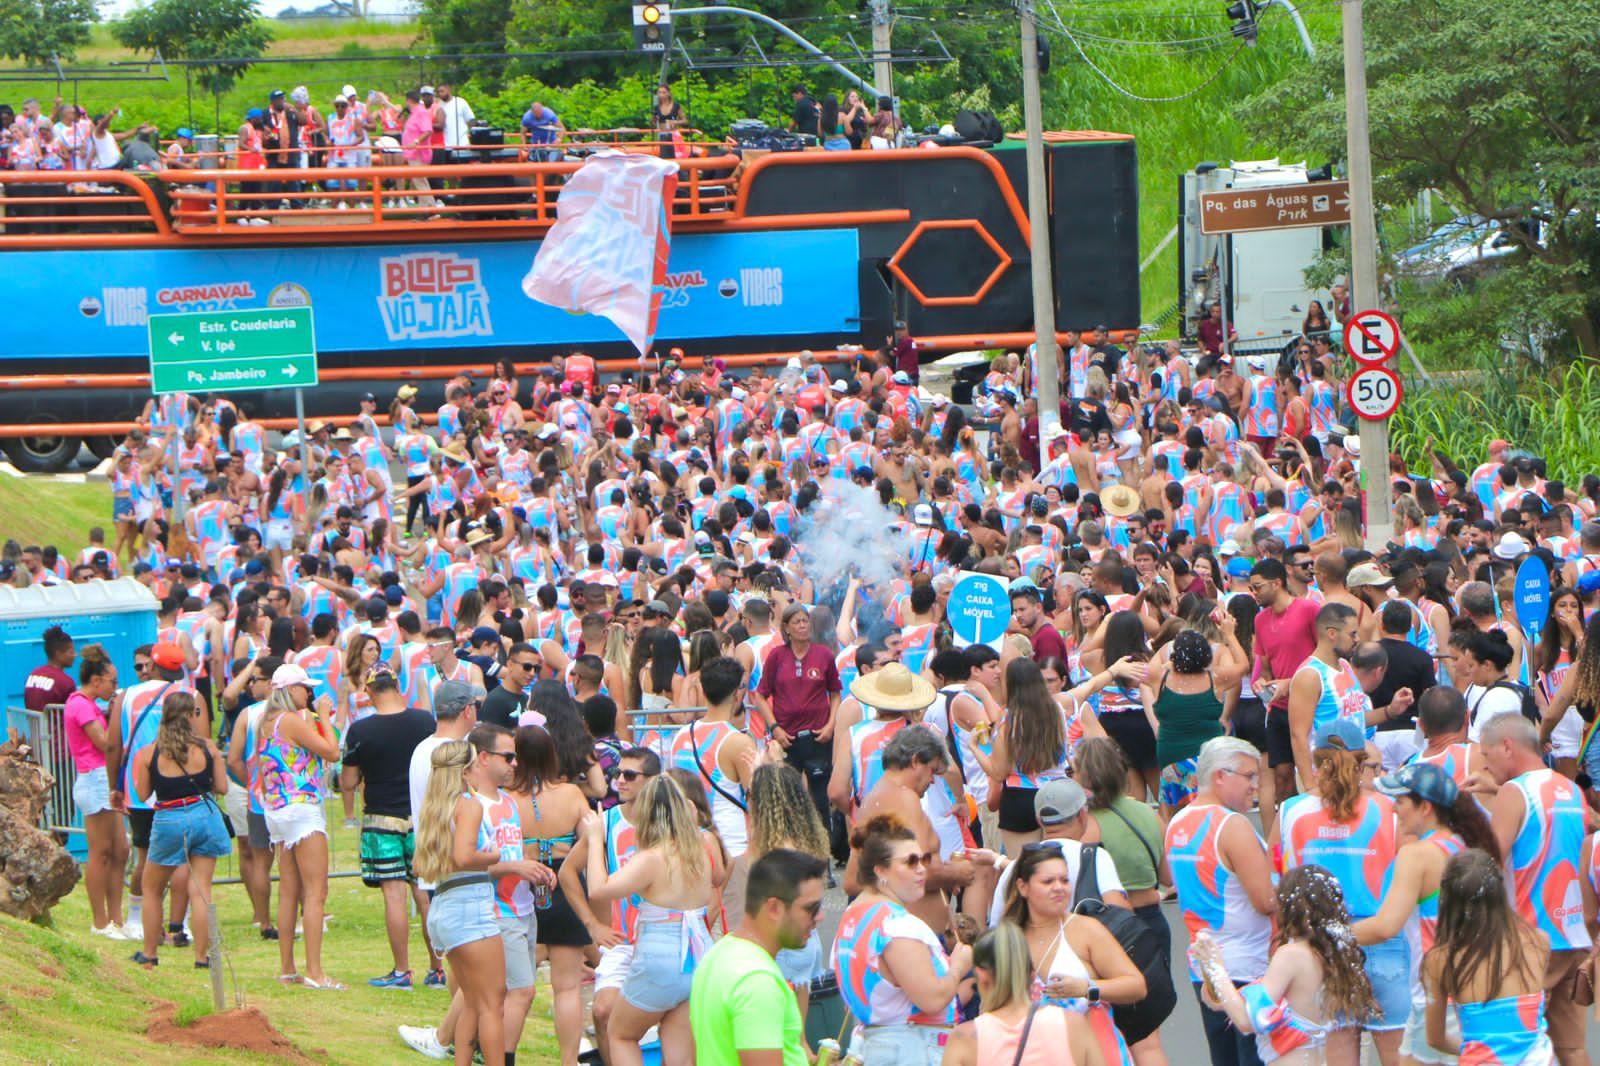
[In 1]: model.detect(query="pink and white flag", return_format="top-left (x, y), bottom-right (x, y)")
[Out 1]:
top-left (521, 150), bottom-right (679, 354)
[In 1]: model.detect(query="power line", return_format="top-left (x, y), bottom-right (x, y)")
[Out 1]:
top-left (1036, 0), bottom-right (1251, 102)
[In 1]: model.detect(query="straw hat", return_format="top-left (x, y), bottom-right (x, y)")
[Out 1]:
top-left (849, 662), bottom-right (936, 712)
top-left (1102, 483), bottom-right (1141, 518)
top-left (464, 527), bottom-right (493, 547)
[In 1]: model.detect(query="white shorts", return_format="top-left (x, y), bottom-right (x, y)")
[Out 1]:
top-left (1371, 729), bottom-right (1421, 772)
top-left (593, 943), bottom-right (636, 995)
top-left (264, 802), bottom-right (327, 849)
top-left (265, 518), bottom-right (294, 552)
top-left (1551, 706), bottom-right (1583, 759)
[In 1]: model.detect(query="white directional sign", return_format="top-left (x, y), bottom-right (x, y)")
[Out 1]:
top-left (1342, 308), bottom-right (1400, 367)
top-left (1347, 365), bottom-right (1403, 421)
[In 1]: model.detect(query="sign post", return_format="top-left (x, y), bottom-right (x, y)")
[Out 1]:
top-left (1198, 180), bottom-right (1352, 235)
top-left (1340, 307), bottom-right (1400, 548)
top-left (947, 573), bottom-right (1012, 650)
top-left (147, 306), bottom-right (319, 492)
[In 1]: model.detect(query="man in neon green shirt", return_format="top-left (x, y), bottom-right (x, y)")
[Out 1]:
top-left (689, 848), bottom-right (828, 1065)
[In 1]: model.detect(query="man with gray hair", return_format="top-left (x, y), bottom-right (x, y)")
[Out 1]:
top-left (845, 724), bottom-right (983, 937)
top-left (1166, 736), bottom-right (1277, 1066)
top-left (1476, 713), bottom-right (1592, 1064)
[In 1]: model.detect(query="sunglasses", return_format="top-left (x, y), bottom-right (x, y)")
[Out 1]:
top-left (617, 768), bottom-right (654, 782)
top-left (485, 750), bottom-right (517, 763)
top-left (896, 851), bottom-right (934, 869)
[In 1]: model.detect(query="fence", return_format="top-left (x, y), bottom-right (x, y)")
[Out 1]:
top-left (4, 704), bottom-right (82, 857)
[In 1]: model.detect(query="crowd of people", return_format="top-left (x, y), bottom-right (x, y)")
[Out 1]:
top-left (20, 322), bottom-right (1600, 1065)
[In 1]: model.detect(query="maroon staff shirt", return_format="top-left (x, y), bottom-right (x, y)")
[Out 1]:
top-left (756, 642), bottom-right (840, 734)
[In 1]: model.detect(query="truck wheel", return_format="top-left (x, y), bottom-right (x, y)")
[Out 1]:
top-left (3, 433), bottom-right (79, 473)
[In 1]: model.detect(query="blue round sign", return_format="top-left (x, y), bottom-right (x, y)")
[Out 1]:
top-left (947, 573), bottom-right (1012, 648)
top-left (1514, 555), bottom-right (1551, 647)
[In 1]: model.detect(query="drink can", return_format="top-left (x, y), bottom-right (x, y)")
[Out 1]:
top-left (814, 1038), bottom-right (841, 1066)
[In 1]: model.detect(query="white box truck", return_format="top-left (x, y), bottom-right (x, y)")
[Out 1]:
top-left (1179, 159), bottom-right (1340, 355)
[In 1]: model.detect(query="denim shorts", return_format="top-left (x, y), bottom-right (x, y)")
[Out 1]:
top-left (775, 929), bottom-right (821, 986)
top-left (73, 765), bottom-right (111, 818)
top-left (621, 920), bottom-right (698, 1013)
top-left (850, 1023), bottom-right (950, 1065)
top-left (1360, 936), bottom-right (1412, 1032)
top-left (426, 880), bottom-right (499, 956)
top-left (148, 800), bottom-right (233, 867)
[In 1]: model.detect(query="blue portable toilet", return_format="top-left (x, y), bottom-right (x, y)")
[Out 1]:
top-left (0, 579), bottom-right (158, 859)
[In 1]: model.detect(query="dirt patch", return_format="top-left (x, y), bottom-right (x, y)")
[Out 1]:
top-left (147, 1004), bottom-right (311, 1062)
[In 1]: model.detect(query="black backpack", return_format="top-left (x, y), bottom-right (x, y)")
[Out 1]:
top-left (1071, 843), bottom-right (1177, 1045)
top-left (1487, 680), bottom-right (1541, 726)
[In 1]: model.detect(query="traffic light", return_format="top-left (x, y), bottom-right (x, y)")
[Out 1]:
top-left (1225, 0), bottom-right (1258, 44)
top-left (633, 3), bottom-right (673, 53)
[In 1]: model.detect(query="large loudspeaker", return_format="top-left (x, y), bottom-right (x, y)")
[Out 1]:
top-left (953, 109), bottom-right (1003, 144)
top-left (1050, 139), bottom-right (1141, 329)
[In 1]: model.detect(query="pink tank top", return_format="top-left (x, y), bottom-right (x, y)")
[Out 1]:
top-left (975, 1005), bottom-right (1073, 1066)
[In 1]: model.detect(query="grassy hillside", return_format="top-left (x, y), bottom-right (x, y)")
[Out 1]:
top-left (5, 7), bottom-right (1341, 329)
top-left (0, 477), bottom-right (109, 552)
top-left (2, 807), bottom-right (557, 1063)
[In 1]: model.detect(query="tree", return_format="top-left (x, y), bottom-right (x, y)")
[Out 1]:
top-left (1243, 0), bottom-right (1600, 357)
top-left (0, 0), bottom-right (97, 66)
top-left (113, 0), bottom-right (273, 96)
top-left (420, 0), bottom-right (513, 85)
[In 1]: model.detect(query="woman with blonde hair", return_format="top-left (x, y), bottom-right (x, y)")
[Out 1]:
top-left (414, 728), bottom-right (555, 1066)
top-left (582, 772), bottom-right (720, 1066)
top-left (748, 762), bottom-right (830, 1017)
top-left (943, 922), bottom-right (1106, 1066)
top-left (256, 663), bottom-right (343, 988)
top-left (129, 689), bottom-right (230, 968)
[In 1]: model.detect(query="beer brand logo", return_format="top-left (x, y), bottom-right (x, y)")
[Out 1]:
top-left (378, 252), bottom-right (493, 342)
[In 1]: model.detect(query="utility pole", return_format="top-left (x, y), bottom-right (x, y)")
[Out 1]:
top-left (1343, 0), bottom-right (1391, 550)
top-left (869, 0), bottom-right (893, 102)
top-left (1019, 0), bottom-right (1061, 431)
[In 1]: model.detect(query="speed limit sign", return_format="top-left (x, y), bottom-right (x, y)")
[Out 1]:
top-left (1346, 366), bottom-right (1403, 421)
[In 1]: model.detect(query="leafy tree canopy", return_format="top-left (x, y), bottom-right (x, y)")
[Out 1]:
top-left (114, 0), bottom-right (273, 96)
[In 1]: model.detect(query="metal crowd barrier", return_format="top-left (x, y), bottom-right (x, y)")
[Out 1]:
top-left (4, 703), bottom-right (82, 848)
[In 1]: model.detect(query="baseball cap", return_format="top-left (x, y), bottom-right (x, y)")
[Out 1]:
top-left (246, 107), bottom-right (264, 121)
top-left (1217, 538), bottom-right (1242, 557)
top-left (269, 89), bottom-right (285, 100)
top-left (432, 679), bottom-right (483, 718)
top-left (892, 371), bottom-right (912, 385)
top-left (1008, 576), bottom-right (1041, 598)
top-left (342, 84), bottom-right (358, 98)
top-left (384, 585), bottom-right (406, 605)
top-left (468, 626), bottom-right (500, 647)
top-left (1312, 716), bottom-right (1367, 752)
top-left (1224, 556), bottom-right (1253, 579)
top-left (1035, 779), bottom-right (1088, 825)
top-left (1346, 562), bottom-right (1392, 589)
top-left (175, 127), bottom-right (194, 139)
top-left (1374, 761), bottom-right (1459, 809)
top-left (360, 391), bottom-right (376, 403)
top-left (150, 642), bottom-right (186, 671)
top-left (1488, 438), bottom-right (1510, 453)
top-left (420, 84), bottom-right (435, 95)
top-left (1578, 571), bottom-right (1600, 597)
top-left (830, 380), bottom-right (848, 393)
top-left (643, 599), bottom-right (673, 618)
top-left (912, 503), bottom-right (934, 526)
top-left (270, 663), bottom-right (313, 690)
top-left (397, 384), bottom-right (419, 401)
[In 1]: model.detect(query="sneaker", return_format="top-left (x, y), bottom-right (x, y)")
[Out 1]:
top-left (130, 950), bottom-right (159, 967)
top-left (370, 969), bottom-right (414, 990)
top-left (398, 1024), bottom-right (450, 1060)
top-left (260, 925), bottom-right (280, 941)
top-left (342, 817), bottom-right (358, 829)
top-left (423, 968), bottom-right (447, 990)
top-left (91, 923), bottom-right (131, 941)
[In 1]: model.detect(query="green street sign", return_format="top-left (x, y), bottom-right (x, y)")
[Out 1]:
top-left (147, 307), bottom-right (319, 396)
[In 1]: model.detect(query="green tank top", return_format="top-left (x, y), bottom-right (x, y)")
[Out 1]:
top-left (1152, 681), bottom-right (1225, 768)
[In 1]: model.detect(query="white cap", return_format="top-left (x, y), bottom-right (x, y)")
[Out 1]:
top-left (342, 84), bottom-right (357, 98)
top-left (830, 380), bottom-right (848, 393)
top-left (420, 84), bottom-right (436, 95)
top-left (731, 386), bottom-right (748, 401)
top-left (271, 663), bottom-right (313, 691)
top-left (785, 357), bottom-right (802, 370)
top-left (1343, 434), bottom-right (1362, 456)
top-left (912, 503), bottom-right (934, 526)
top-left (1218, 538), bottom-right (1242, 557)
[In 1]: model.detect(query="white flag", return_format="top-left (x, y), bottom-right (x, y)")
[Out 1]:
top-left (521, 150), bottom-right (679, 355)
